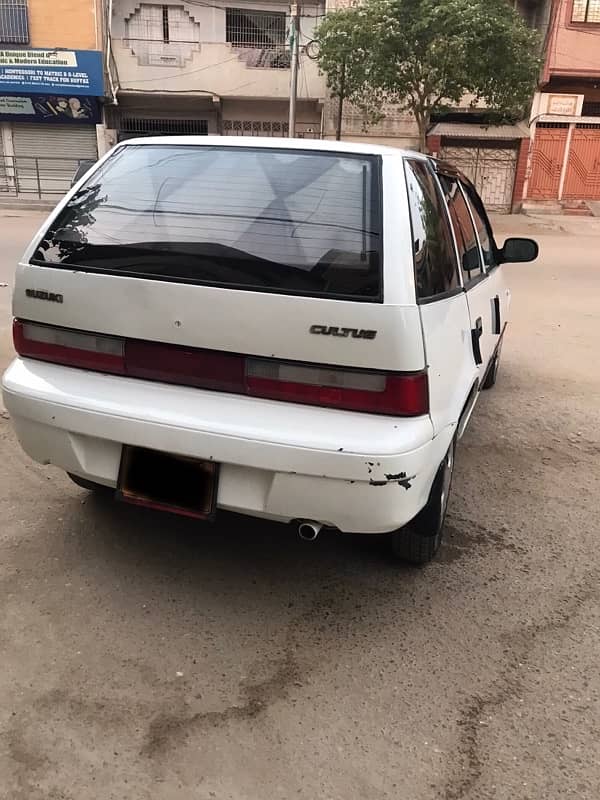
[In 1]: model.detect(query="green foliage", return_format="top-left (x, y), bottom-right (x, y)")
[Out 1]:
top-left (315, 0), bottom-right (541, 148)
top-left (314, 6), bottom-right (386, 124)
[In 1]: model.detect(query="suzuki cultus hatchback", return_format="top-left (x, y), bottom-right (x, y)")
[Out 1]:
top-left (2, 138), bottom-right (537, 564)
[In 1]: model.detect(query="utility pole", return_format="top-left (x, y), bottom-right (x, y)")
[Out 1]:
top-left (288, 2), bottom-right (300, 138)
top-left (335, 60), bottom-right (346, 141)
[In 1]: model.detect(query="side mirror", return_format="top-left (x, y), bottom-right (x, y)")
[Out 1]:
top-left (462, 246), bottom-right (481, 273)
top-left (71, 159), bottom-right (96, 187)
top-left (500, 237), bottom-right (538, 264)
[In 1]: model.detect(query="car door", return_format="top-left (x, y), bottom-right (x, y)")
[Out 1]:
top-left (404, 159), bottom-right (475, 436)
top-left (459, 180), bottom-right (510, 346)
top-left (438, 173), bottom-right (497, 380)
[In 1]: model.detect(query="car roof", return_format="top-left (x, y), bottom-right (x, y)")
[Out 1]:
top-left (114, 135), bottom-right (428, 159)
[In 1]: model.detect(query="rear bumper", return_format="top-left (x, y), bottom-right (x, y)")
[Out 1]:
top-left (2, 358), bottom-right (455, 533)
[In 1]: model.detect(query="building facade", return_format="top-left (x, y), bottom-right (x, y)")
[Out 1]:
top-left (423, 0), bottom-right (553, 213)
top-left (5, 0), bottom-right (596, 215)
top-left (322, 0), bottom-right (551, 213)
top-left (523, 0), bottom-right (600, 210)
top-left (0, 0), bottom-right (106, 197)
top-left (103, 0), bottom-right (325, 147)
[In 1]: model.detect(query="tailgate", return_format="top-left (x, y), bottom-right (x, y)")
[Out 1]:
top-left (13, 264), bottom-right (424, 371)
top-left (15, 140), bottom-right (423, 373)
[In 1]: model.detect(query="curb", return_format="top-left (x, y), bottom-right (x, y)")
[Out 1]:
top-left (0, 200), bottom-right (57, 212)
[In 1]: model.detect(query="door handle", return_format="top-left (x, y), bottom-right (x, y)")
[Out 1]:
top-left (471, 317), bottom-right (483, 365)
top-left (493, 295), bottom-right (501, 335)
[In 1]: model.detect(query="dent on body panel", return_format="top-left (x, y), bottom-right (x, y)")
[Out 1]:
top-left (365, 459), bottom-right (416, 489)
top-left (368, 472), bottom-right (416, 490)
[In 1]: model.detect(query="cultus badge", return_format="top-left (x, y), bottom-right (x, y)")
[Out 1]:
top-left (309, 325), bottom-right (377, 340)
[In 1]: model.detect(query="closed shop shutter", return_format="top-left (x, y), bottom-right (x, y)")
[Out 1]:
top-left (12, 124), bottom-right (98, 196)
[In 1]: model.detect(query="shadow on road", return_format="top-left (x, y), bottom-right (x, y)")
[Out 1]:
top-left (72, 489), bottom-right (416, 587)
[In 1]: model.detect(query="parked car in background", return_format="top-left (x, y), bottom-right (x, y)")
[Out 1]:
top-left (1, 137), bottom-right (537, 564)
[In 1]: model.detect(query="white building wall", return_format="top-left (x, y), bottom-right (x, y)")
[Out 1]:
top-left (111, 0), bottom-right (324, 100)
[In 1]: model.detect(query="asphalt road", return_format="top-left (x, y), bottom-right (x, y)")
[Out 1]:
top-left (1, 210), bottom-right (599, 800)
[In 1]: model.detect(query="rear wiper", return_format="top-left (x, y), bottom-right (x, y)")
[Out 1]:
top-left (69, 184), bottom-right (101, 203)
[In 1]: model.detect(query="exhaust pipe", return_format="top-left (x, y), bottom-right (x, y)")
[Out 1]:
top-left (298, 521), bottom-right (322, 541)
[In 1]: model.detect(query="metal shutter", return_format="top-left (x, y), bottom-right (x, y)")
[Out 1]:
top-left (12, 124), bottom-right (98, 196)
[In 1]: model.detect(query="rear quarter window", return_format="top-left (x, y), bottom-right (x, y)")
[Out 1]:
top-left (33, 145), bottom-right (383, 302)
top-left (404, 159), bottom-right (460, 301)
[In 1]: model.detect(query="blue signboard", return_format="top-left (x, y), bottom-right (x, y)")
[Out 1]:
top-left (0, 49), bottom-right (104, 96)
top-left (0, 94), bottom-right (101, 124)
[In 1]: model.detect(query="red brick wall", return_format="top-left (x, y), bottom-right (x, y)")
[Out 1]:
top-left (512, 137), bottom-right (531, 210)
top-left (29, 0), bottom-right (99, 49)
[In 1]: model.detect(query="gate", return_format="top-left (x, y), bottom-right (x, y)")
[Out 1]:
top-left (563, 125), bottom-right (600, 201)
top-left (439, 143), bottom-right (518, 212)
top-left (527, 124), bottom-right (569, 200)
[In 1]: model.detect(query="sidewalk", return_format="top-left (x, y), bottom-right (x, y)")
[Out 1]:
top-left (490, 212), bottom-right (600, 238)
top-left (0, 199), bottom-right (57, 213)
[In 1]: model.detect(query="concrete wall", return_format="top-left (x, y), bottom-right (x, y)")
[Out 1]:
top-left (112, 0), bottom-right (324, 100)
top-left (322, 99), bottom-right (421, 148)
top-left (114, 0), bottom-right (321, 41)
top-left (222, 98), bottom-right (319, 124)
top-left (28, 0), bottom-right (101, 50)
top-left (545, 0), bottom-right (600, 79)
top-left (113, 40), bottom-right (324, 99)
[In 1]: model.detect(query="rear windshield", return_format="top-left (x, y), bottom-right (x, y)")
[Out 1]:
top-left (33, 144), bottom-right (382, 301)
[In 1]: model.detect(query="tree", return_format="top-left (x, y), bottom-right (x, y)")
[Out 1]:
top-left (315, 0), bottom-right (541, 151)
top-left (313, 6), bottom-right (386, 140)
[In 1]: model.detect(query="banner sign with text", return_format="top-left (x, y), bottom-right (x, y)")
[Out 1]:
top-left (0, 94), bottom-right (101, 124)
top-left (0, 49), bottom-right (104, 96)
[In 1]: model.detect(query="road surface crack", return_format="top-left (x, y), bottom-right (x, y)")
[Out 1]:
top-left (443, 570), bottom-right (600, 800)
top-left (141, 649), bottom-right (300, 758)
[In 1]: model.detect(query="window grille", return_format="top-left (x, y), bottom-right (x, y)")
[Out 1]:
top-left (0, 0), bottom-right (29, 44)
top-left (582, 102), bottom-right (600, 116)
top-left (572, 0), bottom-right (600, 23)
top-left (226, 8), bottom-right (287, 48)
top-left (119, 118), bottom-right (208, 139)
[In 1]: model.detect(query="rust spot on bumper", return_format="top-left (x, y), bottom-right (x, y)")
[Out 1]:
top-left (369, 471), bottom-right (416, 490)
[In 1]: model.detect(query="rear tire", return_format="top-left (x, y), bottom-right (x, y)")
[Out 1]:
top-left (389, 440), bottom-right (455, 565)
top-left (68, 473), bottom-right (111, 493)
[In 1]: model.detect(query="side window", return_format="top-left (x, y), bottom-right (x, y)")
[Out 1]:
top-left (439, 175), bottom-right (483, 285)
top-left (461, 183), bottom-right (496, 269)
top-left (404, 160), bottom-right (460, 300)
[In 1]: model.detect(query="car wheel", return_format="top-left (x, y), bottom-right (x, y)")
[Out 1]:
top-left (482, 350), bottom-right (500, 390)
top-left (68, 472), bottom-right (111, 492)
top-left (389, 440), bottom-right (455, 565)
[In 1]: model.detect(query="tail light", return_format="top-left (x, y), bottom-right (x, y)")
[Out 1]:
top-left (245, 359), bottom-right (428, 415)
top-left (13, 320), bottom-right (429, 417)
top-left (14, 321), bottom-right (125, 374)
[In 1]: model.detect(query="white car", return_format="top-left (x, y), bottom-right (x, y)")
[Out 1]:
top-left (1, 137), bottom-right (537, 564)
